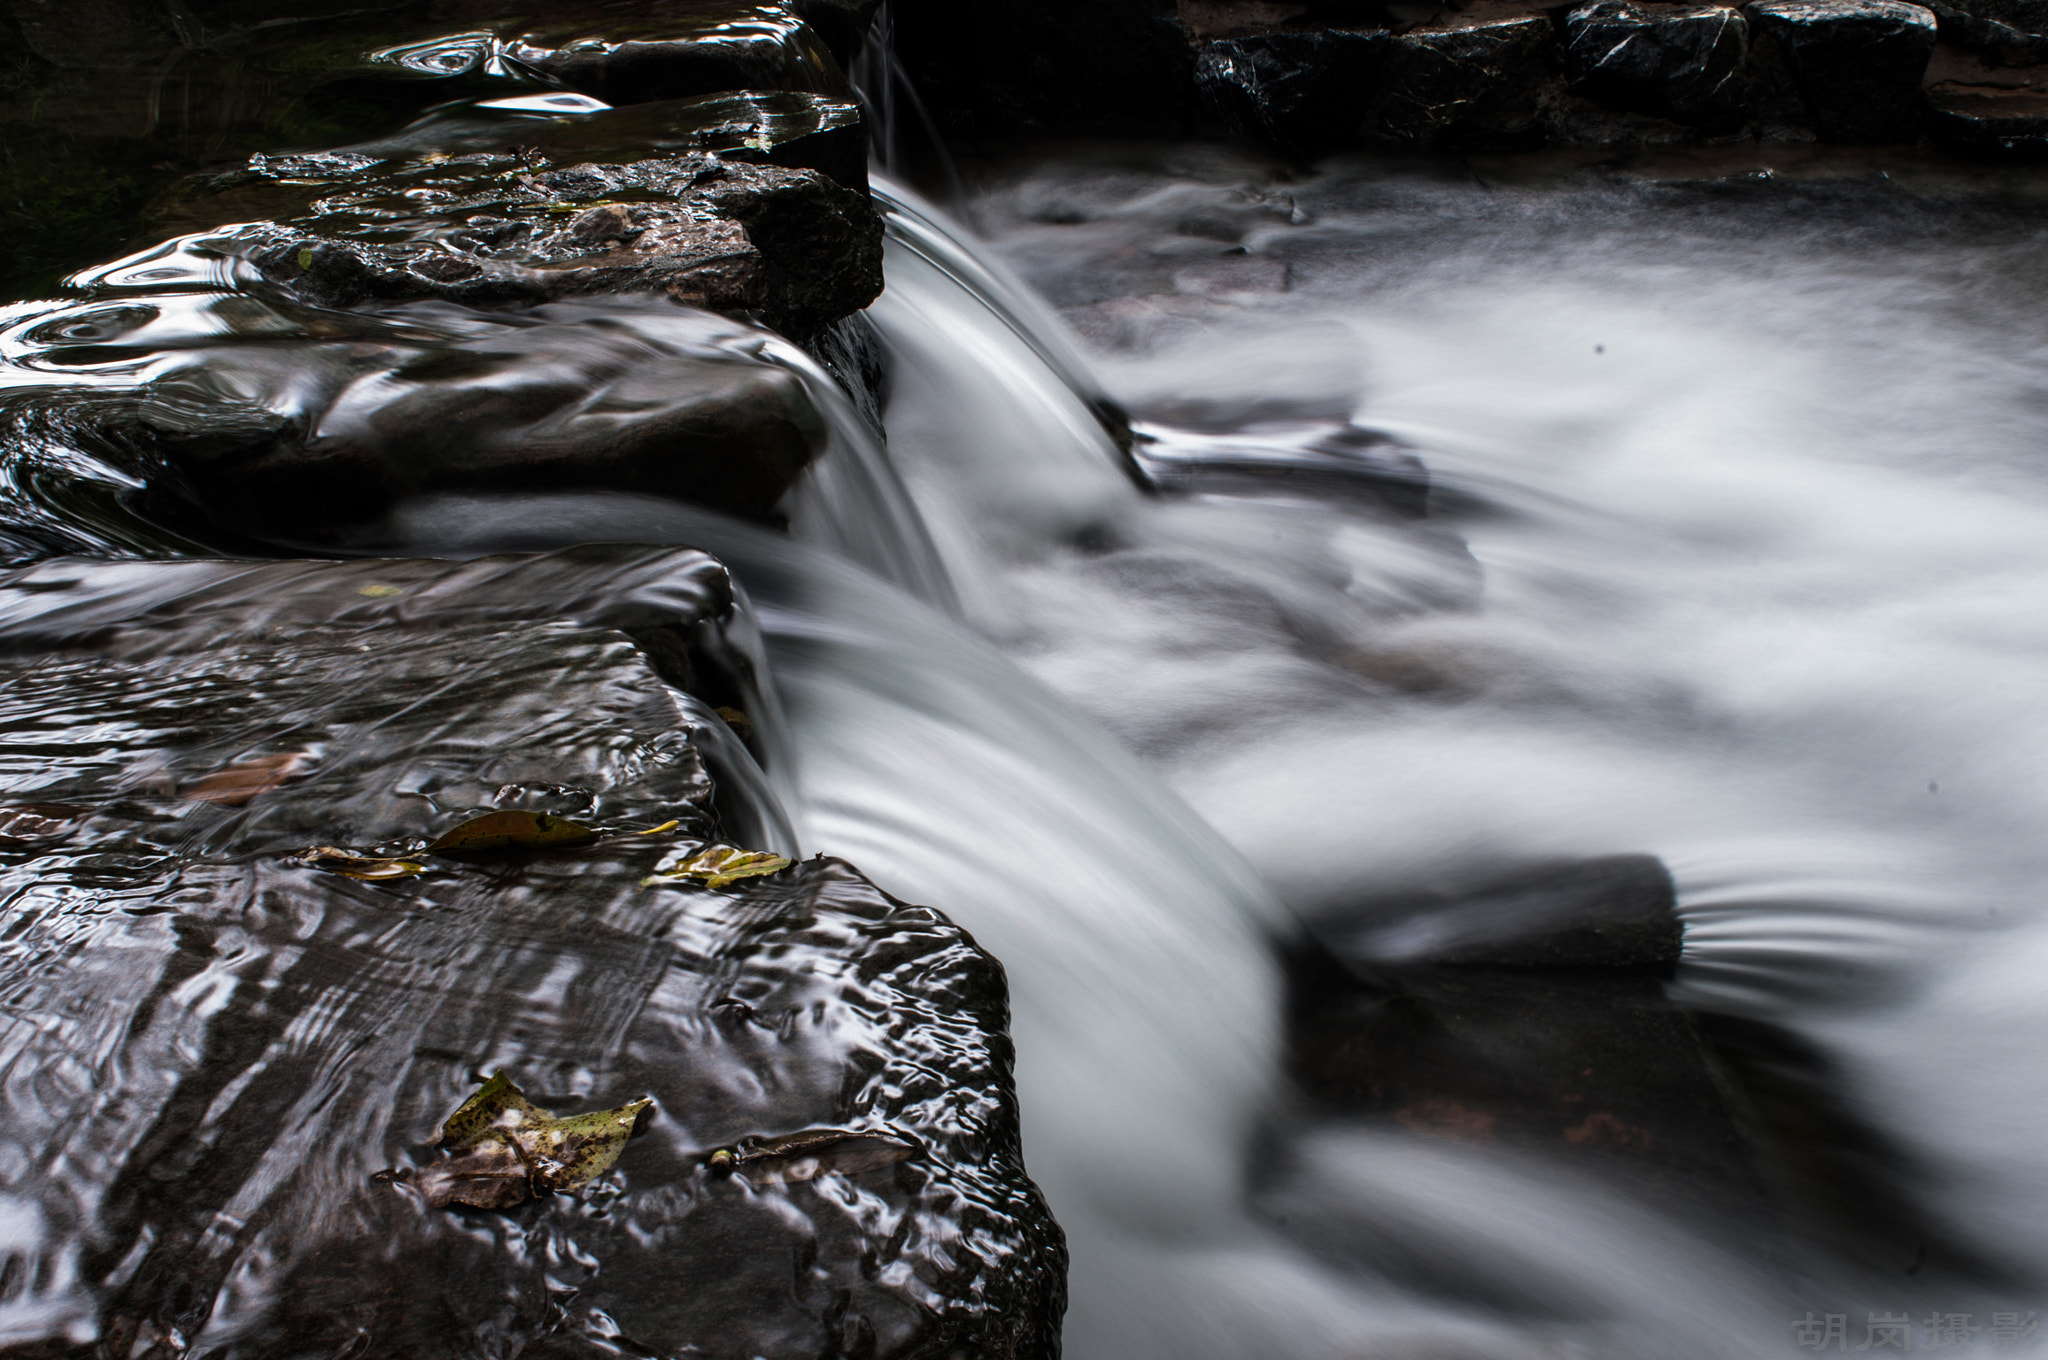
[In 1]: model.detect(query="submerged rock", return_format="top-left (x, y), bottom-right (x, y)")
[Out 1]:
top-left (1743, 0), bottom-right (1937, 141)
top-left (0, 546), bottom-right (1066, 1359)
top-left (1563, 0), bottom-right (1752, 130)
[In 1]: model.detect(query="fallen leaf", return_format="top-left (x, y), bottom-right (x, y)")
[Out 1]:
top-left (408, 1072), bottom-right (652, 1210)
top-left (705, 1128), bottom-right (917, 1185)
top-left (358, 584), bottom-right (404, 598)
top-left (644, 845), bottom-right (792, 890)
top-left (186, 753), bottom-right (306, 807)
top-left (298, 846), bottom-right (427, 881)
top-left (428, 810), bottom-right (598, 854)
top-left (631, 819), bottom-right (682, 836)
top-left (714, 706), bottom-right (753, 740)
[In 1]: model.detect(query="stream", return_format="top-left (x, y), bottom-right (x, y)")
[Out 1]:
top-left (4, 17), bottom-right (2048, 1358)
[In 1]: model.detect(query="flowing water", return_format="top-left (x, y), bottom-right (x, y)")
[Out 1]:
top-left (8, 50), bottom-right (2048, 1358)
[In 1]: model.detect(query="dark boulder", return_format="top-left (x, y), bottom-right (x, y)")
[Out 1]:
top-left (1928, 0), bottom-right (2048, 60)
top-left (1743, 0), bottom-right (1937, 141)
top-left (890, 0), bottom-right (1198, 136)
top-left (1196, 13), bottom-right (1558, 152)
top-left (1194, 29), bottom-right (1382, 150)
top-left (1563, 0), bottom-right (1752, 130)
top-left (1313, 854), bottom-right (1685, 973)
top-left (0, 546), bottom-right (1067, 1360)
top-left (1366, 13), bottom-right (1560, 150)
top-left (168, 148), bottom-right (883, 340)
top-left (1923, 44), bottom-right (2048, 150)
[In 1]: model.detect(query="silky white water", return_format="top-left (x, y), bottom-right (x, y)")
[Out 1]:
top-left (816, 155), bottom-right (2048, 1356)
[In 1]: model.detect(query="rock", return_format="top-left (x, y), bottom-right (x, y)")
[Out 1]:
top-left (1284, 944), bottom-right (1765, 1209)
top-left (789, 0), bottom-right (887, 66)
top-left (15, 297), bottom-right (827, 542)
top-left (1196, 12), bottom-right (1557, 152)
top-left (1928, 0), bottom-right (2048, 61)
top-left (167, 148), bottom-right (883, 340)
top-left (1367, 12), bottom-right (1560, 151)
top-left (1128, 419), bottom-right (1433, 518)
top-left (0, 547), bottom-right (1067, 1359)
top-left (1313, 854), bottom-right (1685, 972)
top-left (890, 0), bottom-right (1199, 136)
top-left (1194, 30), bottom-right (1382, 150)
top-left (360, 91), bottom-right (873, 193)
top-left (504, 11), bottom-right (851, 107)
top-left (1563, 0), bottom-right (1752, 130)
top-left (1923, 45), bottom-right (2048, 150)
top-left (1743, 0), bottom-right (1937, 142)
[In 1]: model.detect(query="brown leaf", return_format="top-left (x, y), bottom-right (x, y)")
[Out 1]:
top-left (705, 1129), bottom-right (917, 1185)
top-left (186, 753), bottom-right (306, 806)
top-left (427, 810), bottom-right (598, 854)
top-left (297, 847), bottom-right (428, 881)
top-left (407, 1072), bottom-right (653, 1211)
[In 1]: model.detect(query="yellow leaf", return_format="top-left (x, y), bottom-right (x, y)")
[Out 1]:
top-left (644, 844), bottom-right (792, 890)
top-left (428, 810), bottom-right (598, 854)
top-left (358, 584), bottom-right (403, 598)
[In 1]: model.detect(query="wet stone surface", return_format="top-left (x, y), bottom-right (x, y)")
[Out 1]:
top-left (0, 547), bottom-right (1066, 1359)
top-left (0, 292), bottom-right (829, 552)
top-left (1744, 0), bottom-right (1939, 142)
top-left (164, 144), bottom-right (883, 341)
top-left (1563, 0), bottom-right (1753, 130)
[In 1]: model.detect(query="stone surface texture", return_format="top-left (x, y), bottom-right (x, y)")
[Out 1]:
top-left (1745, 0), bottom-right (1938, 141)
top-left (1564, 0), bottom-right (1753, 129)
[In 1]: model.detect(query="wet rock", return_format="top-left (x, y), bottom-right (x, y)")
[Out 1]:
top-left (1195, 12), bottom-right (1557, 151)
top-left (1128, 419), bottom-right (1432, 518)
top-left (505, 12), bottom-right (849, 107)
top-left (790, 0), bottom-right (887, 66)
top-left (1563, 0), bottom-right (1752, 130)
top-left (164, 147), bottom-right (881, 340)
top-left (1194, 30), bottom-right (1382, 151)
top-left (1923, 45), bottom-right (2048, 150)
top-left (891, 0), bottom-right (1199, 136)
top-left (13, 297), bottom-right (825, 542)
top-left (1368, 13), bottom-right (1560, 150)
top-left (1928, 0), bottom-right (2048, 60)
top-left (351, 91), bottom-right (873, 193)
top-left (1743, 0), bottom-right (1937, 142)
top-left (0, 547), bottom-right (1066, 1359)
top-left (1313, 854), bottom-right (1685, 972)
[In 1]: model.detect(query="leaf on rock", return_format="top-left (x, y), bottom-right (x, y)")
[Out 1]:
top-left (439, 1070), bottom-right (548, 1149)
top-left (299, 846), bottom-right (427, 881)
top-left (631, 819), bottom-right (682, 837)
top-left (411, 1072), bottom-right (653, 1210)
top-left (186, 752), bottom-right (306, 807)
top-left (358, 584), bottom-right (404, 598)
top-left (705, 1128), bottom-right (917, 1185)
top-left (645, 845), bottom-right (792, 890)
top-left (428, 810), bottom-right (598, 854)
